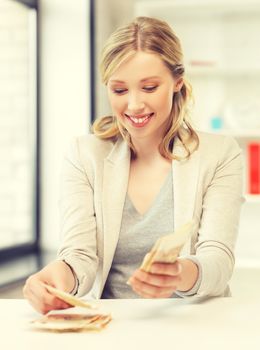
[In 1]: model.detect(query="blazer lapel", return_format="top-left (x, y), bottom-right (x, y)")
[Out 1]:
top-left (172, 138), bottom-right (201, 255)
top-left (101, 138), bottom-right (130, 290)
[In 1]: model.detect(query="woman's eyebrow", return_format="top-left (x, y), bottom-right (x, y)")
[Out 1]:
top-left (140, 76), bottom-right (161, 82)
top-left (109, 80), bottom-right (125, 83)
top-left (109, 76), bottom-right (161, 83)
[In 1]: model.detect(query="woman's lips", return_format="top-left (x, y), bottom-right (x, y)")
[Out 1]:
top-left (125, 113), bottom-right (154, 127)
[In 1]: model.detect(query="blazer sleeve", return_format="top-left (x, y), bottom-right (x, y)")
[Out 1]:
top-left (194, 136), bottom-right (244, 297)
top-left (57, 137), bottom-right (98, 297)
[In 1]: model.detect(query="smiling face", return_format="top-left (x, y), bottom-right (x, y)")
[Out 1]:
top-left (107, 51), bottom-right (182, 147)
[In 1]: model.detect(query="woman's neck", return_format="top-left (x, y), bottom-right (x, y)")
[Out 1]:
top-left (131, 137), bottom-right (164, 164)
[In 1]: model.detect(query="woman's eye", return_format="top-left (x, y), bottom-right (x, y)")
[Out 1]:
top-left (143, 86), bottom-right (158, 92)
top-left (113, 88), bottom-right (127, 95)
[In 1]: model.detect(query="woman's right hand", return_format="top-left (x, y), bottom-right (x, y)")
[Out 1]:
top-left (23, 260), bottom-right (76, 314)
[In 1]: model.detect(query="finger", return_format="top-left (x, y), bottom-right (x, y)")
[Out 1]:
top-left (24, 282), bottom-right (55, 314)
top-left (131, 281), bottom-right (175, 299)
top-left (130, 276), bottom-right (177, 298)
top-left (27, 279), bottom-right (71, 310)
top-left (27, 292), bottom-right (53, 314)
top-left (150, 261), bottom-right (182, 276)
top-left (131, 285), bottom-right (155, 298)
top-left (40, 283), bottom-right (72, 309)
top-left (27, 287), bottom-right (71, 314)
top-left (129, 279), bottom-right (158, 298)
top-left (132, 269), bottom-right (181, 288)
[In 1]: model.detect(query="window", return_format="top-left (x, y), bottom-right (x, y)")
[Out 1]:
top-left (0, 0), bottom-right (39, 264)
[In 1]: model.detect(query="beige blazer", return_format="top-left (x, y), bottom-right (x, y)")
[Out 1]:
top-left (57, 131), bottom-right (244, 299)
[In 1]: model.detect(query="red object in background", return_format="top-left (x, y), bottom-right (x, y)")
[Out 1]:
top-left (248, 143), bottom-right (260, 194)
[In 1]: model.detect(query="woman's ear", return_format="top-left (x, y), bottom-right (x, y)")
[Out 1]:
top-left (174, 78), bottom-right (184, 92)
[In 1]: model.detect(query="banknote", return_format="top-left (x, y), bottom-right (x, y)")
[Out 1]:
top-left (43, 283), bottom-right (97, 309)
top-left (140, 221), bottom-right (195, 272)
top-left (31, 312), bottom-right (112, 332)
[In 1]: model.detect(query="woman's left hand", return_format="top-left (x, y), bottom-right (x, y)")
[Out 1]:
top-left (128, 259), bottom-right (199, 298)
top-left (128, 261), bottom-right (183, 298)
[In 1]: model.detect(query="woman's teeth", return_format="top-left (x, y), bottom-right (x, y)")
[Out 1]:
top-left (126, 113), bottom-right (153, 124)
top-left (129, 116), bottom-right (149, 123)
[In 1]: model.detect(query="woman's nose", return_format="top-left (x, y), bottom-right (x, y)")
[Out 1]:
top-left (127, 93), bottom-right (145, 113)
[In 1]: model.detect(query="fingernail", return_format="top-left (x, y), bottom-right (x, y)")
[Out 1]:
top-left (150, 265), bottom-right (156, 273)
top-left (126, 278), bottom-right (132, 285)
top-left (177, 263), bottom-right (182, 274)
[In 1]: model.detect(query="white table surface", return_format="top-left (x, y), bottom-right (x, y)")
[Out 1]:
top-left (1, 296), bottom-right (259, 350)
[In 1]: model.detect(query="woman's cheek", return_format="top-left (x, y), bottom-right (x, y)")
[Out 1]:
top-left (112, 99), bottom-right (126, 115)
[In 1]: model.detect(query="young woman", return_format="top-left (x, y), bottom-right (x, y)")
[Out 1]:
top-left (23, 17), bottom-right (244, 314)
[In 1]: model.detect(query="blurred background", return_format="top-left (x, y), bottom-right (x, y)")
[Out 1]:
top-left (0, 0), bottom-right (259, 298)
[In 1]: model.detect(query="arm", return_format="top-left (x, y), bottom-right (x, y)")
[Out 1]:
top-left (24, 137), bottom-right (98, 313)
top-left (57, 136), bottom-right (98, 297)
top-left (190, 136), bottom-right (244, 296)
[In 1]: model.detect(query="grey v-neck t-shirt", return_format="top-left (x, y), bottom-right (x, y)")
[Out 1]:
top-left (102, 170), bottom-right (174, 299)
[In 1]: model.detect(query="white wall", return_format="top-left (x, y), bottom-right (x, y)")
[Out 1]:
top-left (39, 0), bottom-right (90, 250)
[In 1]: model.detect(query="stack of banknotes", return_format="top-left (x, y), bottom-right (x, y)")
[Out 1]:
top-left (31, 284), bottom-right (111, 332)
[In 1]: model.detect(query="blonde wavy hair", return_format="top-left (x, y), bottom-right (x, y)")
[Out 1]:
top-left (92, 16), bottom-right (199, 160)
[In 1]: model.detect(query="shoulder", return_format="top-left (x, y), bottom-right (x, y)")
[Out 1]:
top-left (196, 130), bottom-right (241, 158)
top-left (197, 130), bottom-right (238, 147)
top-left (76, 134), bottom-right (115, 157)
top-left (65, 134), bottom-right (126, 166)
top-left (68, 134), bottom-right (115, 156)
